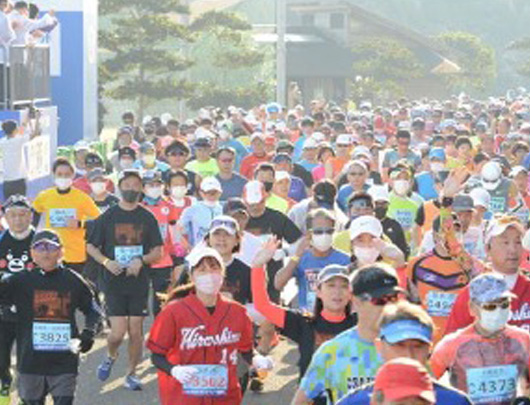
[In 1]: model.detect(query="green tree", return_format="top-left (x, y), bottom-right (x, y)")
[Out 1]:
top-left (507, 37), bottom-right (530, 78)
top-left (434, 31), bottom-right (496, 94)
top-left (350, 37), bottom-right (424, 102)
top-left (99, 0), bottom-right (195, 119)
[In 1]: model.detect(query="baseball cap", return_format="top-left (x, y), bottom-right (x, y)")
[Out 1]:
top-left (140, 142), bottom-right (156, 154)
top-left (209, 215), bottom-right (240, 236)
top-left (352, 145), bottom-right (371, 159)
top-left (195, 137), bottom-right (212, 148)
top-left (368, 185), bottom-right (390, 203)
top-left (142, 170), bottom-right (162, 184)
top-left (379, 319), bottom-right (433, 344)
top-left (373, 358), bottom-right (435, 404)
top-left (469, 187), bottom-right (490, 209)
top-left (352, 263), bottom-right (402, 299)
top-left (243, 180), bottom-right (266, 205)
top-left (311, 132), bottom-right (325, 144)
top-left (481, 161), bottom-right (502, 190)
top-left (87, 168), bottom-right (106, 182)
top-left (73, 140), bottom-right (89, 152)
top-left (485, 215), bottom-right (525, 244)
top-left (303, 138), bottom-right (318, 150)
top-left (223, 198), bottom-right (248, 215)
top-left (85, 152), bottom-right (103, 167)
top-left (349, 215), bottom-right (383, 241)
top-left (118, 146), bottom-right (136, 160)
top-left (266, 102), bottom-right (281, 114)
top-left (200, 177), bottom-right (222, 193)
top-left (470, 273), bottom-right (516, 304)
top-left (2, 194), bottom-right (31, 212)
top-left (452, 194), bottom-right (474, 212)
top-left (31, 229), bottom-right (62, 248)
top-left (117, 126), bottom-right (133, 136)
top-left (272, 153), bottom-right (292, 164)
top-left (276, 139), bottom-right (294, 152)
top-left (316, 265), bottom-right (350, 287)
top-left (510, 166), bottom-right (528, 178)
top-left (187, 247), bottom-right (223, 269)
top-left (336, 134), bottom-right (352, 146)
top-left (118, 169), bottom-right (142, 184)
top-left (428, 147), bottom-right (446, 161)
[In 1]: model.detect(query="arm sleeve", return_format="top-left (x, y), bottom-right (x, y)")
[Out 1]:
top-left (151, 352), bottom-right (174, 376)
top-left (251, 267), bottom-right (286, 328)
top-left (76, 278), bottom-right (103, 336)
top-left (445, 288), bottom-right (473, 334)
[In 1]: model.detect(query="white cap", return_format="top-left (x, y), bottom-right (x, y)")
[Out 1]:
top-left (250, 132), bottom-right (265, 142)
top-left (187, 247), bottom-right (223, 269)
top-left (353, 145), bottom-right (372, 159)
top-left (243, 180), bottom-right (266, 204)
top-left (303, 138), bottom-right (318, 149)
top-left (200, 177), bottom-right (222, 193)
top-left (510, 165), bottom-right (528, 178)
top-left (481, 161), bottom-right (502, 190)
top-left (349, 215), bottom-right (383, 240)
top-left (195, 127), bottom-right (215, 140)
top-left (485, 216), bottom-right (525, 244)
top-left (368, 185), bottom-right (390, 203)
top-left (311, 132), bottom-right (326, 143)
top-left (469, 187), bottom-right (491, 209)
top-left (161, 112), bottom-right (172, 126)
top-left (275, 171), bottom-right (290, 182)
top-left (336, 134), bottom-right (353, 146)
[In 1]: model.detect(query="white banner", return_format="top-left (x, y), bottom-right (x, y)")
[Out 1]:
top-left (26, 135), bottom-right (51, 181)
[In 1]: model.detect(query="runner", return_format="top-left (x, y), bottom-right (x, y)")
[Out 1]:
top-left (431, 273), bottom-right (530, 404)
top-left (146, 248), bottom-right (254, 405)
top-left (0, 229), bottom-right (102, 405)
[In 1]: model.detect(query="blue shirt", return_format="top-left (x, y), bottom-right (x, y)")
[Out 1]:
top-left (293, 135), bottom-right (308, 162)
top-left (296, 249), bottom-right (351, 310)
top-left (299, 159), bottom-right (319, 172)
top-left (415, 171), bottom-right (438, 201)
top-left (337, 381), bottom-right (472, 405)
top-left (337, 184), bottom-right (370, 213)
top-left (288, 176), bottom-right (308, 202)
top-left (216, 173), bottom-right (247, 201)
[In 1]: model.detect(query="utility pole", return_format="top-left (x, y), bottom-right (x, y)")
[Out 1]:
top-left (276, 0), bottom-right (287, 105)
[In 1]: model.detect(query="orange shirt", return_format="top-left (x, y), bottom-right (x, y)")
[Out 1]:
top-left (240, 153), bottom-right (271, 179)
top-left (330, 156), bottom-right (349, 177)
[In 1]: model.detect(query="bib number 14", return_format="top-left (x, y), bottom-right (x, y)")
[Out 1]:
top-left (220, 348), bottom-right (238, 366)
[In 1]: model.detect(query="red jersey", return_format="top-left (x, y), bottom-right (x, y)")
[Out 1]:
top-left (142, 198), bottom-right (180, 268)
top-left (73, 177), bottom-right (115, 195)
top-left (446, 272), bottom-right (530, 334)
top-left (147, 293), bottom-right (253, 405)
top-left (239, 153), bottom-right (270, 179)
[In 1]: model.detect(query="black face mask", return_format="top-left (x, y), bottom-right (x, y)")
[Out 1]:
top-left (121, 189), bottom-right (141, 203)
top-left (263, 181), bottom-right (273, 193)
top-left (375, 206), bottom-right (388, 220)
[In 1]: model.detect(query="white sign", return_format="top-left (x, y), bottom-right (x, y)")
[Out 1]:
top-left (26, 135), bottom-right (51, 180)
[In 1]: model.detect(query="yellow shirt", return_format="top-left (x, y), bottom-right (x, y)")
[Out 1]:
top-left (266, 193), bottom-right (289, 214)
top-left (332, 230), bottom-right (351, 254)
top-left (33, 187), bottom-right (100, 263)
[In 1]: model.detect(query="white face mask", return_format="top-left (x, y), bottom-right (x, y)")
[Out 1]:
top-left (120, 159), bottom-right (134, 170)
top-left (312, 234), bottom-right (333, 252)
top-left (171, 186), bottom-right (187, 200)
top-left (145, 186), bottom-right (163, 199)
top-left (479, 306), bottom-right (510, 333)
top-left (55, 177), bottom-right (73, 190)
top-left (203, 199), bottom-right (218, 207)
top-left (90, 181), bottom-right (106, 195)
top-left (143, 155), bottom-right (156, 166)
top-left (354, 246), bottom-right (380, 264)
top-left (194, 273), bottom-right (224, 295)
top-left (393, 180), bottom-right (409, 196)
top-left (430, 162), bottom-right (445, 173)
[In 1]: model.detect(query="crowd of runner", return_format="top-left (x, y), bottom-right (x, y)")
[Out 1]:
top-left (1, 95), bottom-right (530, 404)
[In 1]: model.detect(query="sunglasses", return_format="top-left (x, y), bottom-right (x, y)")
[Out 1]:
top-left (32, 242), bottom-right (61, 253)
top-left (369, 293), bottom-right (400, 306)
top-left (480, 299), bottom-right (510, 311)
top-left (312, 227), bottom-right (334, 235)
top-left (211, 219), bottom-right (237, 230)
top-left (168, 151), bottom-right (187, 157)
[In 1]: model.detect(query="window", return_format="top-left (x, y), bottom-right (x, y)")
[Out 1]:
top-left (330, 13), bottom-right (345, 29)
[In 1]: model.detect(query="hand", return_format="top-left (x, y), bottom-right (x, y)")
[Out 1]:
top-left (171, 365), bottom-right (199, 384)
top-left (442, 167), bottom-right (469, 198)
top-left (126, 258), bottom-right (143, 277)
top-left (252, 354), bottom-right (274, 371)
top-left (295, 234), bottom-right (311, 257)
top-left (104, 260), bottom-right (122, 276)
top-left (372, 237), bottom-right (387, 253)
top-left (252, 236), bottom-right (280, 268)
top-left (66, 218), bottom-right (80, 229)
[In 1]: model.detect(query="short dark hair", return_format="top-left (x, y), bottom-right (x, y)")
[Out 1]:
top-left (52, 157), bottom-right (74, 174)
top-left (348, 191), bottom-right (373, 210)
top-left (121, 111), bottom-right (134, 121)
top-left (254, 162), bottom-right (275, 178)
top-left (14, 1), bottom-right (28, 10)
top-left (165, 140), bottom-right (189, 156)
top-left (396, 130), bottom-right (411, 140)
top-left (2, 120), bottom-right (18, 136)
top-left (167, 119), bottom-right (180, 128)
top-left (455, 136), bottom-right (472, 150)
top-left (473, 152), bottom-right (490, 165)
top-left (166, 170), bottom-right (188, 186)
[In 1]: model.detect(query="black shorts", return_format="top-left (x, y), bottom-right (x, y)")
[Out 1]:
top-left (104, 289), bottom-right (149, 317)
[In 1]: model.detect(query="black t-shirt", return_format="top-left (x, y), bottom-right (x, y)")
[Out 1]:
top-left (223, 258), bottom-right (252, 305)
top-left (246, 208), bottom-right (302, 301)
top-left (381, 216), bottom-right (409, 260)
top-left (87, 204), bottom-right (163, 293)
top-left (0, 230), bottom-right (36, 321)
top-left (93, 194), bottom-right (120, 213)
top-left (281, 311), bottom-right (357, 379)
top-left (293, 163), bottom-right (313, 188)
top-left (0, 267), bottom-right (101, 375)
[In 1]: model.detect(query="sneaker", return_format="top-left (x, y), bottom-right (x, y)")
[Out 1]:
top-left (124, 374), bottom-right (142, 391)
top-left (0, 378), bottom-right (11, 397)
top-left (97, 356), bottom-right (115, 381)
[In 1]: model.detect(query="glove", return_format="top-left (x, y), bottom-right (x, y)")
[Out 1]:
top-left (252, 354), bottom-right (274, 371)
top-left (78, 330), bottom-right (95, 354)
top-left (171, 365), bottom-right (199, 384)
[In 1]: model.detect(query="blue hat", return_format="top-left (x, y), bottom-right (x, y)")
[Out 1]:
top-left (266, 102), bottom-right (281, 114)
top-left (379, 319), bottom-right (432, 344)
top-left (469, 273), bottom-right (516, 304)
top-left (428, 148), bottom-right (446, 161)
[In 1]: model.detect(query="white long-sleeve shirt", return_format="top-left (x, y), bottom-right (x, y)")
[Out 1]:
top-left (0, 11), bottom-right (15, 63)
top-left (9, 10), bottom-right (55, 46)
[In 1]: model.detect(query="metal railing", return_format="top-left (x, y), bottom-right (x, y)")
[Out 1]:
top-left (0, 44), bottom-right (51, 110)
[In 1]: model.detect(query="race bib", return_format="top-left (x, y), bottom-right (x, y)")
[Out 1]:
top-left (49, 208), bottom-right (77, 228)
top-left (489, 197), bottom-right (506, 213)
top-left (304, 269), bottom-right (320, 310)
top-left (426, 291), bottom-right (457, 317)
top-left (182, 365), bottom-right (228, 397)
top-left (33, 322), bottom-right (71, 351)
top-left (114, 245), bottom-right (143, 267)
top-left (466, 364), bottom-right (517, 403)
top-left (395, 210), bottom-right (413, 229)
top-left (159, 223), bottom-right (168, 238)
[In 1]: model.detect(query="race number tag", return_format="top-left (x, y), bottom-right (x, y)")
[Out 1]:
top-left (489, 197), bottom-right (506, 213)
top-left (466, 364), bottom-right (517, 403)
top-left (182, 365), bottom-right (228, 397)
top-left (426, 291), bottom-right (457, 317)
top-left (304, 269), bottom-right (320, 310)
top-left (49, 208), bottom-right (77, 228)
top-left (159, 223), bottom-right (168, 239)
top-left (395, 210), bottom-right (413, 229)
top-left (33, 322), bottom-right (71, 351)
top-left (114, 245), bottom-right (143, 267)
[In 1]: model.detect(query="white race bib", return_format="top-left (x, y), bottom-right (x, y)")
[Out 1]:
top-left (466, 364), bottom-right (518, 404)
top-left (182, 365), bottom-right (228, 397)
top-left (33, 322), bottom-right (71, 351)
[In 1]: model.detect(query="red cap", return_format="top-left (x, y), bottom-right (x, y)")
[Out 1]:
top-left (373, 358), bottom-right (435, 403)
